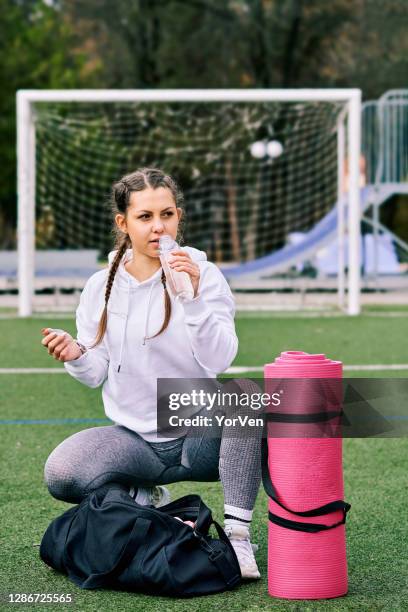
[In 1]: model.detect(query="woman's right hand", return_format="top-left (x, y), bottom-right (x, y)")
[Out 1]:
top-left (41, 328), bottom-right (83, 362)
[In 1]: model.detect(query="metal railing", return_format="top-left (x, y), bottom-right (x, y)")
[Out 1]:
top-left (362, 90), bottom-right (408, 186)
top-left (361, 90), bottom-right (408, 280)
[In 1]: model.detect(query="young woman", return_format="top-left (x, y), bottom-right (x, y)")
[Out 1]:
top-left (41, 168), bottom-right (262, 579)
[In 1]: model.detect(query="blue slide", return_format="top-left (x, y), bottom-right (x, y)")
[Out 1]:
top-left (220, 184), bottom-right (404, 280)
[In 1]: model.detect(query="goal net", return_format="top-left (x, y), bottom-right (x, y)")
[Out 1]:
top-left (17, 90), bottom-right (362, 315)
top-left (34, 100), bottom-right (343, 262)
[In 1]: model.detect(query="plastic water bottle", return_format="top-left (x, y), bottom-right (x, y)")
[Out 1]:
top-left (159, 235), bottom-right (194, 301)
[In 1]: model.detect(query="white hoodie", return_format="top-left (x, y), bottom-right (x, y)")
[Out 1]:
top-left (64, 246), bottom-right (238, 441)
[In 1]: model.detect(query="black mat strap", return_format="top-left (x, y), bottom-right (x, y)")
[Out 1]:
top-left (268, 509), bottom-right (348, 533)
top-left (262, 436), bottom-right (351, 523)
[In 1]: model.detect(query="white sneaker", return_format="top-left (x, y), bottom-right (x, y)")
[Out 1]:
top-left (225, 524), bottom-right (261, 580)
top-left (129, 485), bottom-right (171, 508)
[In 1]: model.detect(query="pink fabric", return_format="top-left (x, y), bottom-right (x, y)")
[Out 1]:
top-left (264, 351), bottom-right (348, 599)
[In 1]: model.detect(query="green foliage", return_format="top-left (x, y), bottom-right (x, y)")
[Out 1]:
top-left (62, 0), bottom-right (408, 93)
top-left (0, 0), bottom-right (102, 245)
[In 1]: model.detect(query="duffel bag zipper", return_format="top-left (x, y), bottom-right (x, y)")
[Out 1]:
top-left (110, 499), bottom-right (199, 531)
top-left (165, 506), bottom-right (199, 514)
top-left (100, 498), bottom-right (172, 531)
top-left (101, 498), bottom-right (203, 532)
top-left (101, 497), bottom-right (200, 519)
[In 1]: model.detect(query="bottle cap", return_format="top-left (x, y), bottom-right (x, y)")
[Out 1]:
top-left (159, 235), bottom-right (177, 252)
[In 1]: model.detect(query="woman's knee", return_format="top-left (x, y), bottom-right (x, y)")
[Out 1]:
top-left (43, 426), bottom-right (114, 502)
top-left (43, 443), bottom-right (85, 503)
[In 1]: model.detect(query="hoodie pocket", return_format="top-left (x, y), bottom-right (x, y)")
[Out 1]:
top-left (105, 364), bottom-right (161, 431)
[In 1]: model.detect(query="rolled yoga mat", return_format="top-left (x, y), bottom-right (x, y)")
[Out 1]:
top-left (263, 351), bottom-right (351, 599)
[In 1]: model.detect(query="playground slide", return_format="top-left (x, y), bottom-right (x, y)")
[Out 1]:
top-left (221, 183), bottom-right (405, 280)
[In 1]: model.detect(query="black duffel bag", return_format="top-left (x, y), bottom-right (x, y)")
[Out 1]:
top-left (40, 483), bottom-right (241, 597)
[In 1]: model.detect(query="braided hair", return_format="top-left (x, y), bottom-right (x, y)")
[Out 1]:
top-left (89, 168), bottom-right (184, 348)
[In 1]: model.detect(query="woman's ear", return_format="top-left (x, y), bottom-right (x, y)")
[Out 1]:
top-left (176, 207), bottom-right (183, 222)
top-left (115, 213), bottom-right (127, 233)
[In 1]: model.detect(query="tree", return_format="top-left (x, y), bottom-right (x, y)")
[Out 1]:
top-left (61, 0), bottom-right (408, 95)
top-left (0, 0), bottom-right (101, 247)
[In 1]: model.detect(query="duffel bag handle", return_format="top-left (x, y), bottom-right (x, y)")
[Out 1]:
top-left (161, 494), bottom-right (214, 537)
top-left (192, 515), bottom-right (241, 589)
top-left (261, 436), bottom-right (351, 526)
top-left (185, 498), bottom-right (241, 588)
top-left (193, 498), bottom-right (215, 538)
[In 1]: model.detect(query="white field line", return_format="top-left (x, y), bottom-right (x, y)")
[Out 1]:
top-left (228, 365), bottom-right (408, 373)
top-left (0, 368), bottom-right (67, 373)
top-left (1, 311), bottom-right (408, 320)
top-left (1, 364), bottom-right (408, 374)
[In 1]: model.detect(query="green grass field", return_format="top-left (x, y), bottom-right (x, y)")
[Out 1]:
top-left (1, 310), bottom-right (407, 611)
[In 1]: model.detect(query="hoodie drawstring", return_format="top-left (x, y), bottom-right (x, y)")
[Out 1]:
top-left (117, 273), bottom-right (160, 372)
top-left (117, 274), bottom-right (131, 373)
top-left (142, 281), bottom-right (156, 346)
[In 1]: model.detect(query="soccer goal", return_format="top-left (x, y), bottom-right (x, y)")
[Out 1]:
top-left (16, 89), bottom-right (361, 316)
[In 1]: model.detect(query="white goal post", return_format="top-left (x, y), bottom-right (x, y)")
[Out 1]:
top-left (16, 88), bottom-right (361, 316)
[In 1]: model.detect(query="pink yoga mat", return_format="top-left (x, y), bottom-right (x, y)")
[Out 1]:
top-left (263, 351), bottom-right (350, 600)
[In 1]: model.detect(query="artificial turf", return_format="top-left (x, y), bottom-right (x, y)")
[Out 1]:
top-left (0, 312), bottom-right (407, 611)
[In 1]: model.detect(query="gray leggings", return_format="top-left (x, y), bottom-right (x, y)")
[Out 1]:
top-left (44, 379), bottom-right (263, 512)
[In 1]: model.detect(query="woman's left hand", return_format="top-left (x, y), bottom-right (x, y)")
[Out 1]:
top-left (169, 250), bottom-right (200, 298)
